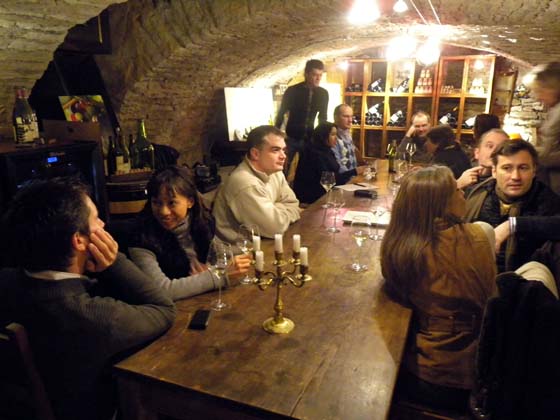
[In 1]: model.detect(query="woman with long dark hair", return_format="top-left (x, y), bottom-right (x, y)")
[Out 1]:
top-left (381, 166), bottom-right (496, 411)
top-left (128, 166), bottom-right (250, 300)
top-left (293, 122), bottom-right (357, 204)
top-left (425, 125), bottom-right (471, 178)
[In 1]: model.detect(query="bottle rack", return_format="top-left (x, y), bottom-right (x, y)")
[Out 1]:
top-left (343, 54), bottom-right (496, 159)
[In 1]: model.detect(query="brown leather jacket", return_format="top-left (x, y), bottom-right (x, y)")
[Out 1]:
top-left (405, 223), bottom-right (497, 389)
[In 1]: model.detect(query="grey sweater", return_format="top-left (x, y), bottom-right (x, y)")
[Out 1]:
top-left (129, 220), bottom-right (225, 301)
top-left (0, 253), bottom-right (176, 420)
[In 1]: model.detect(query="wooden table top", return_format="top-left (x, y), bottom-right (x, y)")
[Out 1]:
top-left (114, 161), bottom-right (411, 420)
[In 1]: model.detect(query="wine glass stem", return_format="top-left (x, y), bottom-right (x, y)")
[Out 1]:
top-left (217, 274), bottom-right (223, 304)
top-left (332, 209), bottom-right (338, 230)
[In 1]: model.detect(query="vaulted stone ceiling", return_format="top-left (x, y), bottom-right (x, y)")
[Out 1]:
top-left (1, 0), bottom-right (560, 163)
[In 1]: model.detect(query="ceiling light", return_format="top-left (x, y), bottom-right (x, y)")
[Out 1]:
top-left (416, 38), bottom-right (441, 65)
top-left (393, 0), bottom-right (408, 13)
top-left (386, 35), bottom-right (417, 61)
top-left (348, 0), bottom-right (380, 25)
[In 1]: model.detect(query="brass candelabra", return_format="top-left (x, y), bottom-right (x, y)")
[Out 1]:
top-left (254, 250), bottom-right (311, 334)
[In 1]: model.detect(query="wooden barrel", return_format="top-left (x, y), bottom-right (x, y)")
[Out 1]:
top-left (106, 180), bottom-right (148, 218)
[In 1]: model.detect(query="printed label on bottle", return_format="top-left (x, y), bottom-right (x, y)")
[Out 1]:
top-left (116, 156), bottom-right (125, 172)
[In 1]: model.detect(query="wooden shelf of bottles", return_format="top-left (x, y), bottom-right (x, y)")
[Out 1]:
top-left (343, 54), bottom-right (496, 158)
top-left (434, 55), bottom-right (496, 147)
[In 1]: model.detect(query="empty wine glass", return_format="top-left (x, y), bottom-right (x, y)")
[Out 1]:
top-left (207, 239), bottom-right (233, 311)
top-left (349, 216), bottom-right (371, 272)
top-left (320, 171), bottom-right (336, 209)
top-left (406, 142), bottom-right (417, 166)
top-left (370, 205), bottom-right (388, 241)
top-left (235, 224), bottom-right (259, 285)
top-left (326, 188), bottom-right (345, 233)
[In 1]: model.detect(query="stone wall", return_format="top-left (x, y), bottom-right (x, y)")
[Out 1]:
top-left (2, 0), bottom-right (560, 164)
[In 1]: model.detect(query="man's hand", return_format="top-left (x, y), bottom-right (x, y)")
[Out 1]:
top-left (85, 228), bottom-right (118, 272)
top-left (406, 125), bottom-right (416, 138)
top-left (494, 220), bottom-right (511, 254)
top-left (190, 259), bottom-right (207, 274)
top-left (226, 254), bottom-right (252, 285)
top-left (356, 165), bottom-right (368, 175)
top-left (457, 166), bottom-right (482, 189)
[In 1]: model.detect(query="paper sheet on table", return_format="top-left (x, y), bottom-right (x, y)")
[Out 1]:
top-left (336, 184), bottom-right (378, 192)
top-left (342, 210), bottom-right (391, 226)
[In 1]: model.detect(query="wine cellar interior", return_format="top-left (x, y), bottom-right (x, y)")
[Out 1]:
top-left (0, 1), bottom-right (558, 165)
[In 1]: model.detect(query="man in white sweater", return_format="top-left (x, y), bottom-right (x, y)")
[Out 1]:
top-left (213, 125), bottom-right (301, 243)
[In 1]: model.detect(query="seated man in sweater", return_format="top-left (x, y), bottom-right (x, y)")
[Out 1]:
top-left (213, 125), bottom-right (301, 242)
top-left (0, 179), bottom-right (176, 420)
top-left (465, 140), bottom-right (560, 272)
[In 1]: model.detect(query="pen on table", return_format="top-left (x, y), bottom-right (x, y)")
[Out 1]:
top-left (353, 183), bottom-right (367, 187)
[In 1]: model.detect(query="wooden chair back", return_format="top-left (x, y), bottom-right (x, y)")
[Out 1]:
top-left (0, 322), bottom-right (56, 420)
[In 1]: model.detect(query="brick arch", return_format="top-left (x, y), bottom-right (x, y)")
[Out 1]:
top-left (2, 0), bottom-right (560, 159)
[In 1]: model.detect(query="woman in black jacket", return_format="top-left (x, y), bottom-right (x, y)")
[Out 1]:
top-left (425, 124), bottom-right (471, 179)
top-left (293, 122), bottom-right (357, 204)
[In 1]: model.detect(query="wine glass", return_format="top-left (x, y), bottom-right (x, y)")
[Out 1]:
top-left (406, 142), bottom-right (417, 166)
top-left (326, 188), bottom-right (345, 233)
top-left (370, 205), bottom-right (388, 241)
top-left (206, 239), bottom-right (233, 311)
top-left (235, 224), bottom-right (259, 285)
top-left (320, 171), bottom-right (336, 209)
top-left (349, 216), bottom-right (371, 272)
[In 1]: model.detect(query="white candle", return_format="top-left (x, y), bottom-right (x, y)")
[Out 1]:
top-left (255, 250), bottom-right (264, 271)
top-left (293, 234), bottom-right (301, 252)
top-left (300, 247), bottom-right (308, 266)
top-left (252, 235), bottom-right (261, 251)
top-left (274, 234), bottom-right (283, 253)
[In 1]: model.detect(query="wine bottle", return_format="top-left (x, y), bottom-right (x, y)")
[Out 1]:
top-left (387, 140), bottom-right (397, 173)
top-left (439, 106), bottom-right (458, 128)
top-left (395, 77), bottom-right (410, 93)
top-left (368, 78), bottom-right (384, 92)
top-left (107, 136), bottom-right (117, 176)
top-left (136, 119), bottom-right (155, 170)
top-left (117, 128), bottom-right (131, 173)
top-left (388, 110), bottom-right (406, 127)
top-left (12, 87), bottom-right (39, 144)
top-left (129, 134), bottom-right (141, 169)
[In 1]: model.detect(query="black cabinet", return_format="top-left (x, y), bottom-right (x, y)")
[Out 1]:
top-left (0, 139), bottom-right (108, 220)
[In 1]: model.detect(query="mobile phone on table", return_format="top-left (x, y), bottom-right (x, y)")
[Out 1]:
top-left (188, 309), bottom-right (211, 330)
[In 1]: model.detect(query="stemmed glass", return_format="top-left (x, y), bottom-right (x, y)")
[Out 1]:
top-left (320, 171), bottom-right (336, 209)
top-left (206, 239), bottom-right (233, 311)
top-left (326, 188), bottom-right (345, 233)
top-left (370, 205), bottom-right (388, 240)
top-left (349, 216), bottom-right (371, 272)
top-left (235, 224), bottom-right (259, 285)
top-left (405, 142), bottom-right (417, 166)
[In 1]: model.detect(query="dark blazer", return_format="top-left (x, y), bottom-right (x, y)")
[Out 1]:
top-left (472, 272), bottom-right (560, 420)
top-left (293, 143), bottom-right (356, 204)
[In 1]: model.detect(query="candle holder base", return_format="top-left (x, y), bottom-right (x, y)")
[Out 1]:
top-left (263, 317), bottom-right (295, 334)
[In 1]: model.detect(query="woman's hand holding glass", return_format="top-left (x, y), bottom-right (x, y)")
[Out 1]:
top-left (226, 254), bottom-right (252, 284)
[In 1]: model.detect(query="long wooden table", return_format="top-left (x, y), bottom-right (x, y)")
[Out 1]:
top-left (114, 165), bottom-right (411, 420)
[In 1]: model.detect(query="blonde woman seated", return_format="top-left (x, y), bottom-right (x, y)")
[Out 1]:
top-left (381, 166), bottom-right (497, 411)
top-left (128, 166), bottom-right (251, 301)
